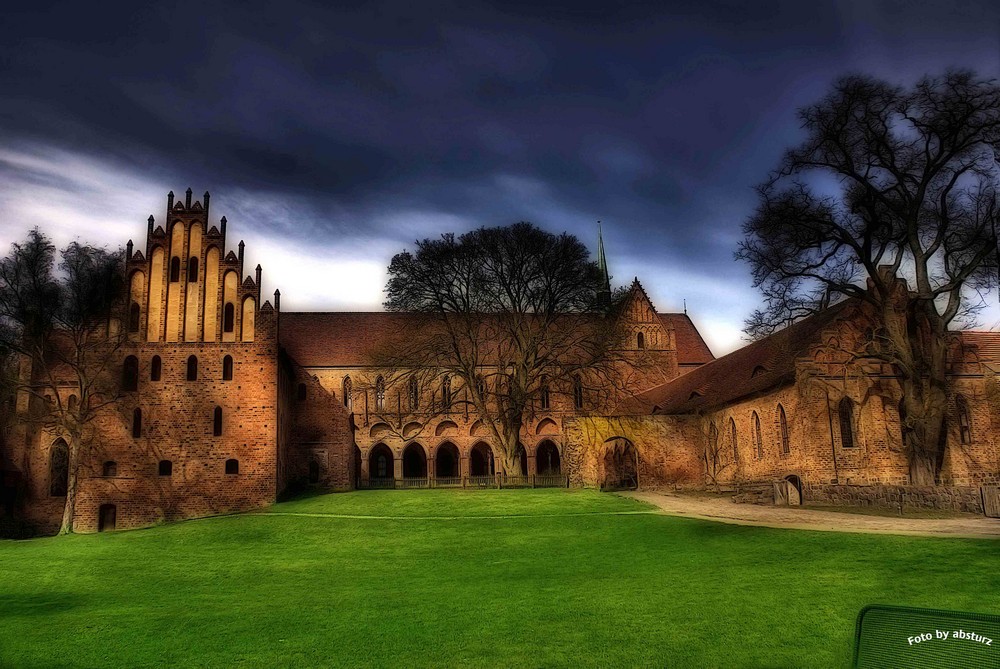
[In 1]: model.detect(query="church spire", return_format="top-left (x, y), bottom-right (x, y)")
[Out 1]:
top-left (597, 221), bottom-right (611, 308)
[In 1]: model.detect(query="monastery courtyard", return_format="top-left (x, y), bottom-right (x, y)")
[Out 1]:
top-left (1, 488), bottom-right (997, 668)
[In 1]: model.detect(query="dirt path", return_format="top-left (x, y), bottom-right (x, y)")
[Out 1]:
top-left (622, 491), bottom-right (1000, 539)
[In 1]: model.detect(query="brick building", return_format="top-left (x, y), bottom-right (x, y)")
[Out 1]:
top-left (2, 190), bottom-right (998, 533)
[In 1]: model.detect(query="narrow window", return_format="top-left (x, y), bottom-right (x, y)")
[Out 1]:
top-left (223, 303), bottom-right (235, 333)
top-left (441, 376), bottom-right (451, 410)
top-left (128, 302), bottom-right (140, 332)
top-left (343, 376), bottom-right (352, 410)
top-left (778, 404), bottom-right (790, 455)
top-left (213, 406), bottom-right (223, 436)
top-left (225, 458), bottom-right (239, 475)
top-left (122, 355), bottom-right (139, 392)
top-left (408, 376), bottom-right (419, 411)
top-left (158, 460), bottom-right (172, 476)
top-left (637, 332), bottom-right (645, 349)
top-left (573, 375), bottom-right (583, 410)
top-left (222, 355), bottom-right (233, 381)
top-left (957, 395), bottom-right (972, 444)
top-left (475, 375), bottom-right (486, 399)
top-left (297, 383), bottom-right (307, 401)
top-left (186, 355), bottom-right (198, 381)
top-left (375, 376), bottom-right (386, 412)
top-left (170, 256), bottom-right (180, 282)
top-left (132, 407), bottom-right (142, 438)
top-left (730, 417), bottom-right (738, 462)
top-left (150, 355), bottom-right (162, 381)
top-left (49, 440), bottom-right (68, 496)
top-left (103, 461), bottom-right (117, 477)
top-left (539, 375), bottom-right (550, 410)
top-left (187, 256), bottom-right (199, 282)
top-left (839, 397), bottom-right (855, 449)
top-left (752, 411), bottom-right (763, 459)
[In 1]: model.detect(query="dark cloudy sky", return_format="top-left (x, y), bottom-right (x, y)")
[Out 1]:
top-left (2, 1), bottom-right (999, 354)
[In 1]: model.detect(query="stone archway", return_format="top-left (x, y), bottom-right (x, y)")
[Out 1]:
top-left (536, 440), bottom-right (561, 475)
top-left (785, 474), bottom-right (803, 506)
top-left (436, 442), bottom-right (460, 479)
top-left (369, 443), bottom-right (393, 480)
top-left (469, 441), bottom-right (495, 477)
top-left (602, 437), bottom-right (638, 490)
top-left (402, 442), bottom-right (428, 479)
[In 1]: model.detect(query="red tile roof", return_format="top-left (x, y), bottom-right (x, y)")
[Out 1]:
top-left (280, 310), bottom-right (715, 368)
top-left (961, 331), bottom-right (1000, 363)
top-left (632, 300), bottom-right (856, 415)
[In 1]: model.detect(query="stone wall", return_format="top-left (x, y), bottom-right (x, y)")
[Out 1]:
top-left (804, 483), bottom-right (985, 514)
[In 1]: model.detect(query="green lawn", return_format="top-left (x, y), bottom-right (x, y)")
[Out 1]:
top-left (1, 489), bottom-right (997, 668)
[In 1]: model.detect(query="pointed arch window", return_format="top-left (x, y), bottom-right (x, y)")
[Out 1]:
top-left (539, 375), bottom-right (550, 410)
top-left (573, 375), bottom-right (583, 410)
top-left (374, 376), bottom-right (386, 412)
top-left (637, 331), bottom-right (645, 349)
top-left (150, 355), bottom-right (162, 381)
top-left (122, 355), bottom-right (139, 391)
top-left (729, 417), bottom-right (738, 462)
top-left (49, 439), bottom-right (68, 496)
top-left (343, 376), bottom-right (352, 410)
top-left (187, 256), bottom-right (199, 282)
top-left (222, 355), bottom-right (233, 381)
top-left (223, 303), bottom-right (235, 333)
top-left (132, 407), bottom-right (142, 438)
top-left (956, 395), bottom-right (972, 444)
top-left (186, 355), bottom-right (198, 381)
top-left (752, 411), bottom-right (763, 459)
top-left (839, 397), bottom-right (856, 449)
top-left (128, 302), bottom-right (140, 332)
top-left (777, 404), bottom-right (790, 455)
top-left (169, 257), bottom-right (181, 282)
top-left (441, 376), bottom-right (452, 410)
top-left (408, 376), bottom-right (419, 412)
top-left (213, 406), bottom-right (223, 436)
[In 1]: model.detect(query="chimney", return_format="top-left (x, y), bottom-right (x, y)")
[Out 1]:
top-left (203, 191), bottom-right (210, 218)
top-left (167, 191), bottom-right (174, 210)
top-left (185, 187), bottom-right (192, 209)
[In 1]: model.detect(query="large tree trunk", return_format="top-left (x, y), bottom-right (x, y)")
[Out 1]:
top-left (59, 435), bottom-right (80, 534)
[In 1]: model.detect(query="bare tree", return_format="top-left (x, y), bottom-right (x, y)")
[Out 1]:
top-left (736, 70), bottom-right (1000, 485)
top-left (382, 223), bottom-right (631, 473)
top-left (0, 229), bottom-right (126, 533)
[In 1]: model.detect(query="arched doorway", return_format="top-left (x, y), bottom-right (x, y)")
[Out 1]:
top-left (785, 475), bottom-right (803, 506)
top-left (515, 443), bottom-right (528, 475)
top-left (602, 437), bottom-right (638, 490)
top-left (369, 443), bottom-right (393, 480)
top-left (469, 441), bottom-right (495, 476)
top-left (536, 440), bottom-right (561, 475)
top-left (402, 442), bottom-right (427, 479)
top-left (436, 442), bottom-right (460, 479)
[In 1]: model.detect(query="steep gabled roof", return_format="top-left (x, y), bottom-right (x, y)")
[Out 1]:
top-left (632, 300), bottom-right (856, 415)
top-left (659, 313), bottom-right (714, 364)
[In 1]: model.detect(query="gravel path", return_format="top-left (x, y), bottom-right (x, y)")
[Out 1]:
top-left (622, 491), bottom-right (1000, 539)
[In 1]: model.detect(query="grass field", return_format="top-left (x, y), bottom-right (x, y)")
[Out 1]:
top-left (1, 489), bottom-right (998, 668)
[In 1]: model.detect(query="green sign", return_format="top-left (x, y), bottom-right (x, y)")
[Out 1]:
top-left (854, 605), bottom-right (1000, 668)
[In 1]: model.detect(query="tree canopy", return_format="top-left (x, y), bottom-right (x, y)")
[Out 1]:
top-left (736, 70), bottom-right (1000, 484)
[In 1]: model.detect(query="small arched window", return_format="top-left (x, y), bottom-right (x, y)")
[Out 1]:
top-left (49, 439), bottom-right (68, 496)
top-left (128, 302), bottom-right (140, 332)
top-left (375, 376), bottom-right (386, 412)
top-left (839, 397), bottom-right (855, 449)
top-left (752, 411), bottom-right (763, 459)
top-left (132, 407), bottom-right (142, 438)
top-left (158, 460), bottom-right (172, 476)
top-left (122, 355), bottom-right (139, 391)
top-left (213, 406), bottom-right (223, 436)
top-left (956, 395), bottom-right (972, 444)
top-left (539, 375), bottom-right (550, 410)
top-left (573, 375), bottom-right (583, 410)
top-left (343, 376), bottom-right (352, 410)
top-left (637, 332), bottom-right (645, 349)
top-left (150, 355), bottom-right (162, 381)
top-left (170, 257), bottom-right (181, 282)
top-left (476, 375), bottom-right (486, 399)
top-left (222, 355), bottom-right (233, 381)
top-left (223, 303), bottom-right (235, 333)
top-left (777, 404), bottom-right (790, 455)
top-left (225, 458), bottom-right (239, 475)
top-left (297, 383), bottom-right (307, 401)
top-left (187, 256), bottom-right (199, 282)
top-left (408, 376), bottom-right (419, 411)
top-left (186, 355), bottom-right (198, 381)
top-left (729, 417), bottom-right (738, 462)
top-left (103, 460), bottom-right (117, 477)
top-left (441, 376), bottom-right (451, 410)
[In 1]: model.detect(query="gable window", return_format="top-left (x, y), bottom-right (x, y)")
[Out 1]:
top-left (222, 355), bottom-right (233, 381)
top-left (158, 460), bottom-right (172, 476)
top-left (150, 355), bottom-right (162, 381)
top-left (213, 406), bottom-right (223, 436)
top-left (186, 355), bottom-right (198, 381)
top-left (225, 458), bottom-right (239, 475)
top-left (777, 404), bottom-right (790, 455)
top-left (441, 376), bottom-right (451, 410)
top-left (957, 395), bottom-right (972, 444)
top-left (637, 332), bottom-right (645, 349)
top-left (839, 397), bottom-right (856, 449)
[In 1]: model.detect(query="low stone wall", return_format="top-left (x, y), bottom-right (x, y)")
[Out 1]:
top-left (803, 483), bottom-right (984, 514)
